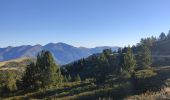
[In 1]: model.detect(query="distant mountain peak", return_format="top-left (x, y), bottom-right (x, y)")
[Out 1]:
top-left (57, 42), bottom-right (68, 45)
top-left (0, 43), bottom-right (120, 65)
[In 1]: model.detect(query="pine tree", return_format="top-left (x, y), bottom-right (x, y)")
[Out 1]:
top-left (159, 32), bottom-right (166, 40)
top-left (137, 45), bottom-right (152, 69)
top-left (68, 75), bottom-right (72, 82)
top-left (63, 76), bottom-right (68, 82)
top-left (167, 30), bottom-right (170, 39)
top-left (122, 46), bottom-right (136, 74)
top-left (74, 74), bottom-right (81, 82)
top-left (140, 37), bottom-right (157, 47)
top-left (95, 53), bottom-right (110, 83)
top-left (22, 62), bottom-right (39, 89)
top-left (117, 48), bottom-right (122, 54)
top-left (36, 50), bottom-right (61, 88)
top-left (103, 48), bottom-right (112, 56)
top-left (22, 50), bottom-right (63, 89)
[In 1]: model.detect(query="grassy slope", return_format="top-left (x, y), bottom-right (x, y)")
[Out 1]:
top-left (0, 57), bottom-right (28, 67)
top-left (126, 66), bottom-right (170, 100)
top-left (0, 57), bottom-right (33, 70)
top-left (2, 66), bottom-right (170, 100)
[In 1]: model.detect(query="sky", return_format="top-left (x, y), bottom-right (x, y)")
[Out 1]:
top-left (1, 0), bottom-right (170, 48)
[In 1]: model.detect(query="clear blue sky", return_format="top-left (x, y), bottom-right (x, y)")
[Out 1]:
top-left (1, 0), bottom-right (170, 48)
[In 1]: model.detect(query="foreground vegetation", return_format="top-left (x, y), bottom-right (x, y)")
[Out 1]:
top-left (1, 32), bottom-right (170, 99)
top-left (1, 66), bottom-right (170, 100)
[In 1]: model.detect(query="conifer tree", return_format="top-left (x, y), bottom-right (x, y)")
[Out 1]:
top-left (74, 74), bottom-right (81, 82)
top-left (137, 45), bottom-right (152, 69)
top-left (36, 50), bottom-right (61, 88)
top-left (122, 46), bottom-right (136, 74)
top-left (68, 74), bottom-right (72, 82)
top-left (22, 50), bottom-right (62, 89)
top-left (167, 30), bottom-right (170, 39)
top-left (22, 62), bottom-right (38, 89)
top-left (159, 32), bottom-right (166, 40)
top-left (63, 76), bottom-right (68, 82)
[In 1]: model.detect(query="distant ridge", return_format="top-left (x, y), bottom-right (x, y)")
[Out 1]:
top-left (0, 43), bottom-right (120, 65)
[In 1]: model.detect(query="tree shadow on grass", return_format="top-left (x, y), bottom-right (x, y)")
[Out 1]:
top-left (30, 82), bottom-right (97, 99)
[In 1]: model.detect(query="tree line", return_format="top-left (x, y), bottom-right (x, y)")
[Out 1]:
top-left (0, 31), bottom-right (169, 94)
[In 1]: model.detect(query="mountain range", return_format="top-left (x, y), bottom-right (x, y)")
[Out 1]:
top-left (0, 43), bottom-right (119, 65)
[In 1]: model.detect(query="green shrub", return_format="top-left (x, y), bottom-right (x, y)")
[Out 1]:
top-left (0, 71), bottom-right (18, 92)
top-left (120, 70), bottom-right (132, 79)
top-left (132, 69), bottom-right (158, 92)
top-left (134, 69), bottom-right (157, 79)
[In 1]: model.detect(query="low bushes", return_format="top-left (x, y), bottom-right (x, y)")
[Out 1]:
top-left (132, 69), bottom-right (158, 92)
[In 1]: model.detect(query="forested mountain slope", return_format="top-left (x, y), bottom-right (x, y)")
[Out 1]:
top-left (152, 39), bottom-right (170, 55)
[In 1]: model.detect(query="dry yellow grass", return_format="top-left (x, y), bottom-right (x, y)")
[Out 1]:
top-left (0, 57), bottom-right (29, 67)
top-left (0, 57), bottom-right (32, 71)
top-left (126, 87), bottom-right (170, 100)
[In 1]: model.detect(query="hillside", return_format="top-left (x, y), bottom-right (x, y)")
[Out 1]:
top-left (0, 58), bottom-right (34, 71)
top-left (0, 57), bottom-right (29, 67)
top-left (2, 65), bottom-right (170, 100)
top-left (130, 34), bottom-right (170, 67)
top-left (1, 34), bottom-right (170, 99)
top-left (1, 33), bottom-right (170, 100)
top-left (152, 39), bottom-right (170, 55)
top-left (0, 43), bottom-right (119, 65)
top-left (151, 38), bottom-right (170, 66)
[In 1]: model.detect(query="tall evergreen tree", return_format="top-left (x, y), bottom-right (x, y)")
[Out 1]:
top-left (159, 32), bottom-right (166, 40)
top-left (140, 37), bottom-right (157, 47)
top-left (121, 47), bottom-right (136, 74)
top-left (22, 50), bottom-right (62, 89)
top-left (137, 45), bottom-right (152, 69)
top-left (68, 74), bottom-right (72, 82)
top-left (167, 30), bottom-right (170, 39)
top-left (74, 74), bottom-right (81, 82)
top-left (36, 50), bottom-right (61, 88)
top-left (22, 62), bottom-right (38, 89)
top-left (117, 48), bottom-right (122, 54)
top-left (103, 48), bottom-right (112, 56)
top-left (63, 76), bottom-right (68, 82)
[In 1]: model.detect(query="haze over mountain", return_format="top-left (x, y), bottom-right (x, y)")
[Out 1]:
top-left (0, 42), bottom-right (119, 65)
